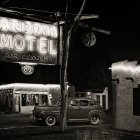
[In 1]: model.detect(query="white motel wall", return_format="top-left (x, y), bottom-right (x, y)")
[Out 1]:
top-left (0, 83), bottom-right (61, 114)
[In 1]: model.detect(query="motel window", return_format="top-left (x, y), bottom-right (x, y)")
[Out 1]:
top-left (42, 95), bottom-right (48, 106)
top-left (22, 94), bottom-right (26, 106)
top-left (133, 88), bottom-right (140, 116)
top-left (22, 94), bottom-right (39, 106)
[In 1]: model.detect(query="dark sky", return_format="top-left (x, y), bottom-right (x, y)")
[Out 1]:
top-left (0, 0), bottom-right (140, 90)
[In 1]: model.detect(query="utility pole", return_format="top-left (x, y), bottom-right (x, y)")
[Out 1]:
top-left (60, 0), bottom-right (87, 132)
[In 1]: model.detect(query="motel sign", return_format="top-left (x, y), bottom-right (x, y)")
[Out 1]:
top-left (0, 16), bottom-right (61, 64)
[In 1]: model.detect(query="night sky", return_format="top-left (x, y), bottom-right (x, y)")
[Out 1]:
top-left (0, 0), bottom-right (140, 91)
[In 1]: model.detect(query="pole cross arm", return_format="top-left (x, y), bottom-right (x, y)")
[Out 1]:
top-left (80, 15), bottom-right (99, 20)
top-left (53, 15), bottom-right (99, 25)
top-left (78, 22), bottom-right (111, 35)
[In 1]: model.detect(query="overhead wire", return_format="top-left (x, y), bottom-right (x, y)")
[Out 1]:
top-left (8, 6), bottom-right (95, 17)
top-left (8, 6), bottom-right (57, 14)
top-left (0, 6), bottom-right (110, 35)
top-left (0, 7), bottom-right (53, 24)
top-left (0, 0), bottom-right (11, 6)
top-left (0, 0), bottom-right (99, 23)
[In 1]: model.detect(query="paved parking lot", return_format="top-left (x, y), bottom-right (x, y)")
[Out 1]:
top-left (0, 112), bottom-right (140, 140)
top-left (0, 113), bottom-right (34, 128)
top-left (0, 111), bottom-right (112, 128)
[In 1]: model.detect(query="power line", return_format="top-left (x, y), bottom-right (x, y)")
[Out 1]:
top-left (0, 0), bottom-right (11, 6)
top-left (8, 6), bottom-right (96, 17)
top-left (8, 6), bottom-right (56, 14)
top-left (2, 6), bottom-right (99, 24)
top-left (0, 7), bottom-right (52, 24)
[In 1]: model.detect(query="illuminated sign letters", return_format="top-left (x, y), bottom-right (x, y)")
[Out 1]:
top-left (0, 16), bottom-right (59, 64)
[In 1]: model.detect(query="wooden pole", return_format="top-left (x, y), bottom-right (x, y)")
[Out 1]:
top-left (60, 0), bottom-right (87, 132)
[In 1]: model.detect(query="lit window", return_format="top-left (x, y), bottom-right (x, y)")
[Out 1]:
top-left (22, 94), bottom-right (39, 106)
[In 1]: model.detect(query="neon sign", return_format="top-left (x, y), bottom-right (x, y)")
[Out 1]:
top-left (0, 17), bottom-right (57, 38)
top-left (0, 16), bottom-right (59, 64)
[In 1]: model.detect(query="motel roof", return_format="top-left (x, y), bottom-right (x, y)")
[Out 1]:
top-left (0, 83), bottom-right (61, 92)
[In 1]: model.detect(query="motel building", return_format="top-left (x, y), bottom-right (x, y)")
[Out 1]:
top-left (0, 83), bottom-right (74, 114)
top-left (0, 83), bottom-right (61, 113)
top-left (0, 16), bottom-right (68, 114)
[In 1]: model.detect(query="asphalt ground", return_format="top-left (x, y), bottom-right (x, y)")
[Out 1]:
top-left (0, 112), bottom-right (112, 128)
top-left (0, 112), bottom-right (140, 140)
top-left (0, 113), bottom-right (35, 128)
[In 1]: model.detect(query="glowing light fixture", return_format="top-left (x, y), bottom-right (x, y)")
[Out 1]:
top-left (109, 61), bottom-right (140, 74)
top-left (0, 83), bottom-right (60, 90)
top-left (19, 62), bottom-right (37, 75)
top-left (81, 32), bottom-right (96, 47)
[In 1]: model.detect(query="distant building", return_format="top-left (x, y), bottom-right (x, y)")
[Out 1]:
top-left (75, 87), bottom-right (108, 110)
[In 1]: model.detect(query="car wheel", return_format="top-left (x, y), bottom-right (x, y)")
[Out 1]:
top-left (45, 116), bottom-right (56, 126)
top-left (90, 115), bottom-right (100, 125)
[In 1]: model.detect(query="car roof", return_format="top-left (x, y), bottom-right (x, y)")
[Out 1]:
top-left (68, 97), bottom-right (96, 101)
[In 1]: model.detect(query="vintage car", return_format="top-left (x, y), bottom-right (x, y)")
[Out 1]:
top-left (32, 97), bottom-right (104, 126)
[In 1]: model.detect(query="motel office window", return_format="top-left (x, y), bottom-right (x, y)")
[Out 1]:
top-left (22, 94), bottom-right (39, 106)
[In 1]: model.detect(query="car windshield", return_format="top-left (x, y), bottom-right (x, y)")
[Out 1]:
top-left (56, 99), bottom-right (61, 106)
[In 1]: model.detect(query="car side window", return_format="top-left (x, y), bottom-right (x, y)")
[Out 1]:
top-left (79, 100), bottom-right (89, 106)
top-left (69, 100), bottom-right (78, 106)
top-left (90, 101), bottom-right (96, 106)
